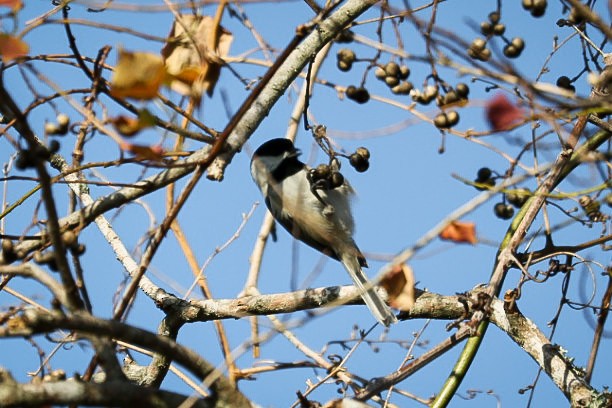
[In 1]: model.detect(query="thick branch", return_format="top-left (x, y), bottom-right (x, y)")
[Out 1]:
top-left (0, 370), bottom-right (214, 408)
top-left (0, 310), bottom-right (252, 408)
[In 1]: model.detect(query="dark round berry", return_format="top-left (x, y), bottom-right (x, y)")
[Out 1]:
top-left (391, 81), bottom-right (413, 95)
top-left (455, 83), bottom-right (470, 98)
top-left (48, 140), bottom-right (60, 154)
top-left (446, 110), bottom-right (460, 126)
top-left (349, 153), bottom-right (369, 172)
top-left (330, 171), bottom-right (345, 188)
top-left (62, 231), bottom-right (77, 248)
top-left (335, 30), bottom-right (354, 43)
top-left (504, 45), bottom-right (520, 58)
top-left (443, 90), bottom-right (459, 105)
top-left (468, 43), bottom-right (491, 61)
top-left (488, 11), bottom-right (501, 24)
top-left (493, 23), bottom-right (506, 36)
top-left (312, 164), bottom-right (331, 181)
top-left (355, 147), bottom-right (370, 159)
top-left (507, 188), bottom-right (531, 208)
top-left (494, 203), bottom-right (515, 219)
top-left (522, 0), bottom-right (534, 10)
top-left (71, 243), bottom-right (86, 256)
top-left (511, 37), bottom-right (525, 51)
top-left (530, 0), bottom-right (547, 17)
top-left (15, 151), bottom-right (31, 170)
top-left (476, 167), bottom-right (492, 181)
top-left (1, 239), bottom-right (16, 262)
top-left (399, 65), bottom-right (410, 79)
top-left (384, 62), bottom-right (400, 77)
top-left (434, 112), bottom-right (450, 129)
top-left (337, 60), bottom-right (352, 72)
top-left (384, 75), bottom-right (400, 87)
top-left (481, 21), bottom-right (493, 36)
top-left (374, 67), bottom-right (386, 79)
top-left (471, 38), bottom-right (487, 51)
top-left (337, 48), bottom-right (356, 63)
top-left (348, 87), bottom-right (370, 104)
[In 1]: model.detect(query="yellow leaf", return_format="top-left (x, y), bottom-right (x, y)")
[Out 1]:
top-left (439, 220), bottom-right (477, 244)
top-left (110, 49), bottom-right (166, 100)
top-left (0, 34), bottom-right (28, 62)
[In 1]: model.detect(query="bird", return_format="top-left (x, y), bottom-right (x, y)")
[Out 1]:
top-left (250, 138), bottom-right (397, 326)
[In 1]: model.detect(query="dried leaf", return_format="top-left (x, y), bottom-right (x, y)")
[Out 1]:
top-left (380, 263), bottom-right (415, 312)
top-left (0, 34), bottom-right (28, 62)
top-left (110, 49), bottom-right (166, 100)
top-left (439, 220), bottom-right (477, 244)
top-left (0, 0), bottom-right (22, 11)
top-left (485, 93), bottom-right (525, 131)
top-left (162, 14), bottom-right (233, 99)
top-left (110, 109), bottom-right (156, 137)
top-left (120, 142), bottom-right (165, 161)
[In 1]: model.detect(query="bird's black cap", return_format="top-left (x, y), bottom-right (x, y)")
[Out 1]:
top-left (253, 138), bottom-right (297, 157)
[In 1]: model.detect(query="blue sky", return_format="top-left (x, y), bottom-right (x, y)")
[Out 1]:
top-left (1, 1), bottom-right (610, 407)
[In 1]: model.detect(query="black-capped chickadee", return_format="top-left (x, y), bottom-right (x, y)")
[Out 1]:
top-left (250, 138), bottom-right (397, 326)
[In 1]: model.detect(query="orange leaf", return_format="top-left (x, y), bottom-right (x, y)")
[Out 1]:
top-left (0, 34), bottom-right (28, 62)
top-left (439, 221), bottom-right (477, 244)
top-left (111, 116), bottom-right (142, 137)
top-left (485, 93), bottom-right (525, 131)
top-left (379, 264), bottom-right (415, 312)
top-left (120, 142), bottom-right (165, 161)
top-left (0, 0), bottom-right (22, 11)
top-left (110, 109), bottom-right (155, 137)
top-left (110, 50), bottom-right (166, 100)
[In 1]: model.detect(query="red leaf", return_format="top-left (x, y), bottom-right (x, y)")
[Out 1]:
top-left (485, 94), bottom-right (525, 131)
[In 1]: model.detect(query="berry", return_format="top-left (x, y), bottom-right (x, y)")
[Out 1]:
top-left (493, 23), bottom-right (506, 36)
top-left (384, 75), bottom-right (400, 87)
top-left (337, 60), bottom-right (352, 72)
top-left (48, 140), bottom-right (60, 154)
top-left (355, 147), bottom-right (370, 159)
top-left (488, 11), bottom-right (501, 24)
top-left (506, 188), bottom-right (531, 208)
top-left (391, 81), bottom-right (413, 95)
top-left (384, 62), bottom-right (400, 77)
top-left (56, 113), bottom-right (69, 128)
top-left (346, 86), bottom-right (370, 104)
top-left (476, 167), bottom-right (492, 181)
top-left (349, 153), bottom-right (369, 172)
top-left (494, 203), bottom-right (515, 219)
top-left (455, 83), bottom-right (470, 98)
top-left (311, 164), bottom-right (330, 181)
top-left (481, 21), bottom-right (493, 36)
top-left (330, 171), bottom-right (345, 188)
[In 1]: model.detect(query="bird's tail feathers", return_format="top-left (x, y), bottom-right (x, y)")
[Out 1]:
top-left (340, 254), bottom-right (397, 326)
